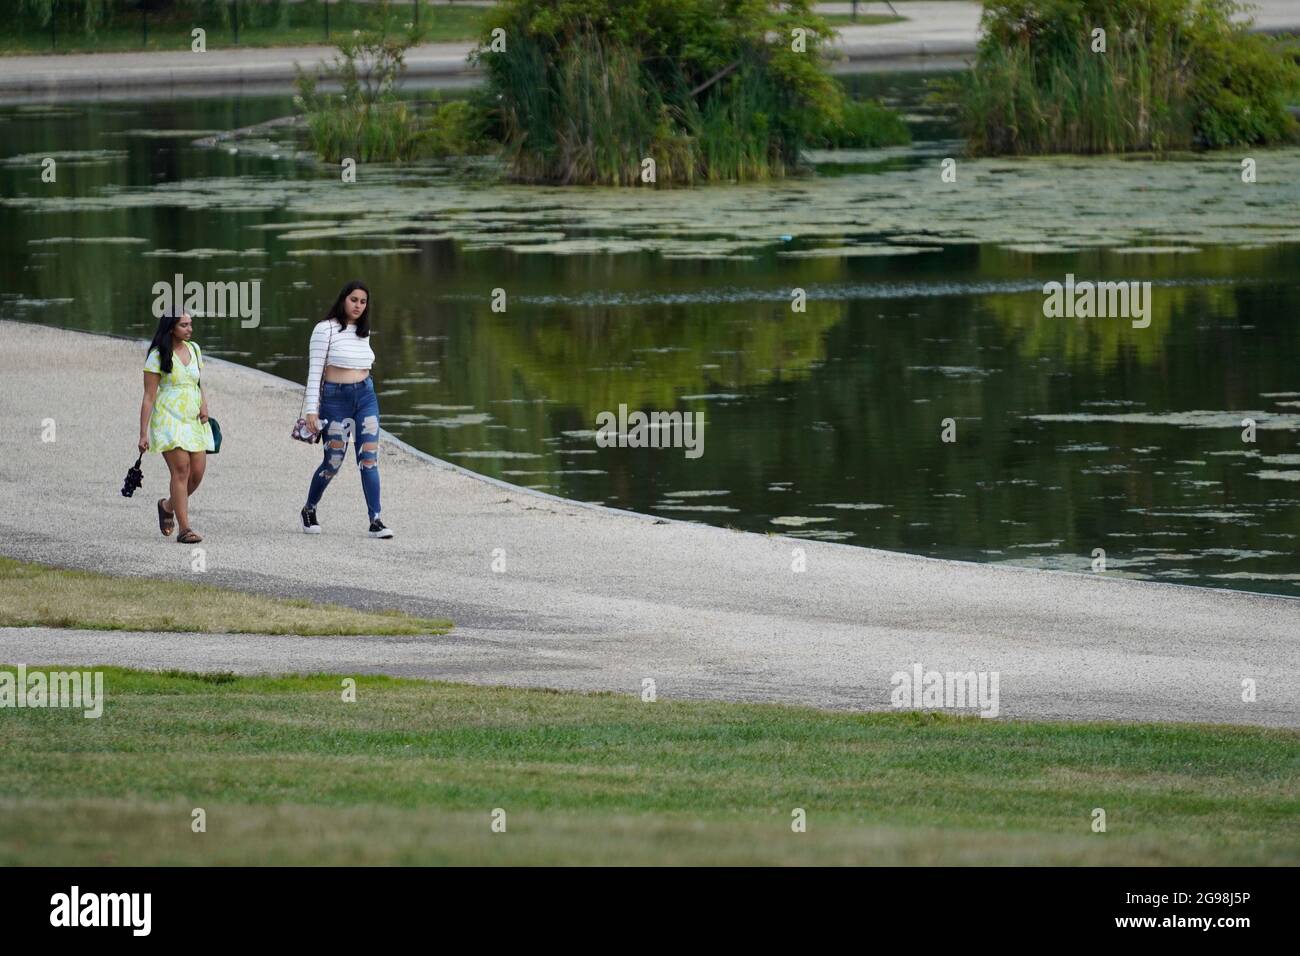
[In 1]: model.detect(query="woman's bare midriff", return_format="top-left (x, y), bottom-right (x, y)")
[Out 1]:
top-left (323, 366), bottom-right (370, 384)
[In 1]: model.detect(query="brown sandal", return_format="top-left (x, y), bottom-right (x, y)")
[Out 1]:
top-left (177, 529), bottom-right (203, 544)
top-left (157, 499), bottom-right (175, 537)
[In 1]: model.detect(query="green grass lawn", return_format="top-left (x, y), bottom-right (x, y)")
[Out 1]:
top-left (1, 667), bottom-right (1295, 865)
top-left (821, 14), bottom-right (907, 27)
top-left (0, 557), bottom-right (450, 635)
top-left (0, 6), bottom-right (490, 55)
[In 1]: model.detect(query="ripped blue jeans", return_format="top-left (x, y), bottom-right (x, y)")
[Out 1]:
top-left (306, 378), bottom-right (382, 521)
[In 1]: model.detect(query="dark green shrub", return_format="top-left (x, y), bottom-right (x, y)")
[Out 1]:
top-left (952, 0), bottom-right (1299, 155)
top-left (810, 97), bottom-right (912, 148)
top-left (423, 95), bottom-right (495, 157)
top-left (472, 0), bottom-right (887, 185)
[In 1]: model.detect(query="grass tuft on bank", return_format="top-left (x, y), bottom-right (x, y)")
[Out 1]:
top-left (1, 667), bottom-right (1296, 865)
top-left (0, 558), bottom-right (450, 635)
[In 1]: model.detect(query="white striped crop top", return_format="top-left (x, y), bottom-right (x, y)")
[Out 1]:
top-left (303, 319), bottom-right (376, 415)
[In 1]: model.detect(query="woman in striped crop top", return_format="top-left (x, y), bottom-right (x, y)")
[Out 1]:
top-left (300, 280), bottom-right (393, 538)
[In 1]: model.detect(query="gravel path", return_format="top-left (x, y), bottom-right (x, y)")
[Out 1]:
top-left (1, 321), bottom-right (1297, 727)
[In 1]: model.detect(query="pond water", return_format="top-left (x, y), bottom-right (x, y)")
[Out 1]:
top-left (3, 76), bottom-right (1299, 596)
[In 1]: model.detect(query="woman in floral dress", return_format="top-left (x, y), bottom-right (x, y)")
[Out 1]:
top-left (138, 312), bottom-right (214, 543)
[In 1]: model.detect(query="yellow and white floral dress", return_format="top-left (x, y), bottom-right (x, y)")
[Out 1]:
top-left (144, 343), bottom-right (215, 454)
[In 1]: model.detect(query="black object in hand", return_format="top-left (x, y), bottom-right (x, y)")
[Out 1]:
top-left (121, 454), bottom-right (144, 498)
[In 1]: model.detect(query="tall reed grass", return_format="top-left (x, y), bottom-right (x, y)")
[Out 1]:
top-left (475, 0), bottom-right (873, 185)
top-left (953, 0), bottom-right (1297, 156)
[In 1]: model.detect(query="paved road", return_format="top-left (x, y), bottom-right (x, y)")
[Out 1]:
top-left (1, 322), bottom-right (1297, 727)
top-left (3, 1), bottom-right (1298, 100)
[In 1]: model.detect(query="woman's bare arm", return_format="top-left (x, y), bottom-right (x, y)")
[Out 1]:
top-left (139, 372), bottom-right (160, 452)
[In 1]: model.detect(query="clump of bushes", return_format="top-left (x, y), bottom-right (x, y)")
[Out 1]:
top-left (292, 0), bottom-right (911, 173)
top-left (809, 97), bottom-right (912, 149)
top-left (472, 0), bottom-right (903, 185)
top-left (952, 0), bottom-right (1300, 155)
top-left (294, 18), bottom-right (493, 163)
top-left (421, 94), bottom-right (493, 157)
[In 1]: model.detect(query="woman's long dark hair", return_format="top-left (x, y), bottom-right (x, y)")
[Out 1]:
top-left (325, 280), bottom-right (372, 336)
top-left (146, 313), bottom-right (182, 374)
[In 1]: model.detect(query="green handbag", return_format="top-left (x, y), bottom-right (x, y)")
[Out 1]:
top-left (193, 342), bottom-right (221, 454)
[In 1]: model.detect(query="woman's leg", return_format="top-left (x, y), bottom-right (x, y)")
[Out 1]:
top-left (162, 449), bottom-right (193, 530)
top-left (307, 423), bottom-right (349, 508)
top-left (355, 388), bottom-right (382, 522)
top-left (306, 389), bottom-right (351, 510)
top-left (188, 451), bottom-right (206, 495)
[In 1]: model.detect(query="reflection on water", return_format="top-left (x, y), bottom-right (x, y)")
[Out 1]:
top-left (1, 83), bottom-right (1298, 596)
